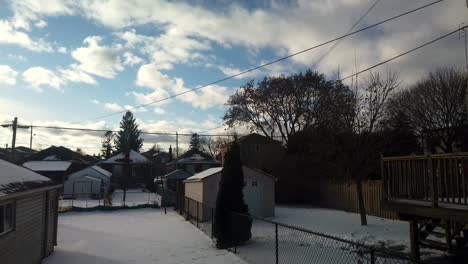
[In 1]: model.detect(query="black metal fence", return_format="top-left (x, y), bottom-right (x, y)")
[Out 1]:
top-left (176, 196), bottom-right (423, 264)
top-left (59, 189), bottom-right (160, 212)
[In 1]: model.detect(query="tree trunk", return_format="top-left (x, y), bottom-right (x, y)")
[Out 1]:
top-left (356, 178), bottom-right (367, 225)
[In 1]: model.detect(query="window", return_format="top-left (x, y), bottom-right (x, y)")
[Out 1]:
top-left (252, 181), bottom-right (258, 187)
top-left (0, 202), bottom-right (14, 236)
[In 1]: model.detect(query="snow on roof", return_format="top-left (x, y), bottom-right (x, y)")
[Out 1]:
top-left (185, 167), bottom-right (223, 182)
top-left (91, 166), bottom-right (112, 177)
top-left (101, 150), bottom-right (151, 164)
top-left (83, 176), bottom-right (101, 182)
top-left (23, 160), bottom-right (72, 171)
top-left (43, 155), bottom-right (60, 161)
top-left (0, 159), bottom-right (52, 196)
top-left (162, 169), bottom-right (191, 180)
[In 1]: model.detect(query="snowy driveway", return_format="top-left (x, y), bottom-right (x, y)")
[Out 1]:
top-left (44, 209), bottom-right (244, 264)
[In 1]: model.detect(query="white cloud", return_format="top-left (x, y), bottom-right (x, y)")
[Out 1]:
top-left (135, 63), bottom-right (232, 109)
top-left (0, 65), bottom-right (18, 85)
top-left (59, 64), bottom-right (97, 84)
top-left (0, 19), bottom-right (52, 52)
top-left (7, 54), bottom-right (27, 61)
top-left (103, 102), bottom-right (147, 113)
top-left (91, 99), bottom-right (100, 104)
top-left (22, 66), bottom-right (63, 91)
top-left (34, 19), bottom-right (47, 28)
top-left (154, 107), bottom-right (166, 114)
top-left (58, 46), bottom-right (67, 53)
top-left (71, 36), bottom-right (123, 78)
top-left (123, 51), bottom-right (143, 66)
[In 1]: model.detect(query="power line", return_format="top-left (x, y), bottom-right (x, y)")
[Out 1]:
top-left (314, 0), bottom-right (382, 67)
top-left (73, 0), bottom-right (444, 124)
top-left (338, 25), bottom-right (468, 83)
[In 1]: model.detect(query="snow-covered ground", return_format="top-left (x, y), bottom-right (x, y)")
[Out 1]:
top-left (59, 189), bottom-right (161, 210)
top-left (272, 206), bottom-right (409, 249)
top-left (228, 206), bottom-right (412, 264)
top-left (111, 189), bottom-right (160, 206)
top-left (44, 209), bottom-right (245, 264)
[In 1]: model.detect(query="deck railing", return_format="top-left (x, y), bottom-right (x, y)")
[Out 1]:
top-left (382, 153), bottom-right (468, 207)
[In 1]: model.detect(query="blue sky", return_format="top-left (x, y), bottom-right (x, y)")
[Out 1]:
top-left (0, 0), bottom-right (466, 154)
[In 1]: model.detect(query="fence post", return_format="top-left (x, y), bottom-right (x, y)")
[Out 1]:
top-left (381, 154), bottom-right (388, 201)
top-left (196, 201), bottom-right (199, 228)
top-left (428, 155), bottom-right (438, 208)
top-left (275, 223), bottom-right (279, 264)
top-left (370, 249), bottom-right (375, 264)
top-left (211, 207), bottom-right (214, 239)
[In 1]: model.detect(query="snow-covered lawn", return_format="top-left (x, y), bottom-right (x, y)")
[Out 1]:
top-left (272, 206), bottom-right (409, 249)
top-left (59, 189), bottom-right (161, 210)
top-left (44, 209), bottom-right (245, 264)
top-left (229, 206), bottom-right (413, 264)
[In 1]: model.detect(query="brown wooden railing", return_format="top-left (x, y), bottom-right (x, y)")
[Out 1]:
top-left (382, 153), bottom-right (468, 207)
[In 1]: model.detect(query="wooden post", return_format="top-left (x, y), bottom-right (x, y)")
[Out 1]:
top-left (30, 125), bottom-right (33, 149)
top-left (409, 220), bottom-right (420, 260)
top-left (428, 155), bottom-right (438, 208)
top-left (381, 154), bottom-right (388, 201)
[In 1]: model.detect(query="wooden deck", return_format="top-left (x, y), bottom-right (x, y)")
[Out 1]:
top-left (381, 153), bottom-right (468, 221)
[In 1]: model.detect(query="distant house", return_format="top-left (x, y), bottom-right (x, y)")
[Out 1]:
top-left (0, 146), bottom-right (37, 164)
top-left (0, 159), bottom-right (61, 263)
top-left (63, 166), bottom-right (112, 199)
top-left (220, 133), bottom-right (285, 176)
top-left (161, 169), bottom-right (191, 191)
top-left (184, 166), bottom-right (277, 220)
top-left (99, 150), bottom-right (152, 187)
top-left (173, 149), bottom-right (220, 175)
top-left (142, 149), bottom-right (172, 177)
top-left (22, 146), bottom-right (88, 184)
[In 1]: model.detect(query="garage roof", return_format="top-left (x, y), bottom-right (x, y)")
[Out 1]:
top-left (23, 160), bottom-right (72, 171)
top-left (0, 159), bottom-right (53, 197)
top-left (184, 167), bottom-right (223, 182)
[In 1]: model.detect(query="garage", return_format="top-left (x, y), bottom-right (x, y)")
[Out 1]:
top-left (184, 166), bottom-right (276, 220)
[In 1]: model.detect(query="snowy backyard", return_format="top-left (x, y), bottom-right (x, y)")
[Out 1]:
top-left (44, 209), bottom-right (244, 264)
top-left (59, 189), bottom-right (161, 209)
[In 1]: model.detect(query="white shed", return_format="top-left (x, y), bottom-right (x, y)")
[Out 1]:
top-left (63, 166), bottom-right (112, 199)
top-left (184, 166), bottom-right (276, 220)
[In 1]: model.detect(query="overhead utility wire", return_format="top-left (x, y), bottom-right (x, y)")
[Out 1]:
top-left (313, 0), bottom-right (382, 67)
top-left (11, 24), bottom-right (466, 140)
top-left (72, 0), bottom-right (444, 124)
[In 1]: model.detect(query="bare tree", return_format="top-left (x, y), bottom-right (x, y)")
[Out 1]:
top-left (391, 68), bottom-right (467, 153)
top-left (223, 70), bottom-right (354, 143)
top-left (340, 70), bottom-right (400, 225)
top-left (201, 133), bottom-right (237, 159)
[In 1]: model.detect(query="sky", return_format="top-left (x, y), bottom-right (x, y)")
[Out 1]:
top-left (0, 0), bottom-right (467, 155)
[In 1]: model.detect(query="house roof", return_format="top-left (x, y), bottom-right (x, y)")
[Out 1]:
top-left (0, 159), bottom-right (53, 197)
top-left (91, 166), bottom-right (112, 177)
top-left (162, 169), bottom-right (191, 180)
top-left (26, 146), bottom-right (86, 163)
top-left (184, 167), bottom-right (223, 182)
top-left (184, 166), bottom-right (277, 183)
top-left (175, 149), bottom-right (219, 164)
top-left (101, 150), bottom-right (151, 164)
top-left (23, 160), bottom-right (72, 171)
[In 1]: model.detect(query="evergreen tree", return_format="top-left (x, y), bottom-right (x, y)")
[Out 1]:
top-left (114, 111), bottom-right (143, 153)
top-left (213, 141), bottom-right (252, 249)
top-left (189, 133), bottom-right (200, 150)
top-left (100, 131), bottom-right (114, 159)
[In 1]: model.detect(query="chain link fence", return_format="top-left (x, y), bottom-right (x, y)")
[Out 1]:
top-left (176, 196), bottom-right (423, 264)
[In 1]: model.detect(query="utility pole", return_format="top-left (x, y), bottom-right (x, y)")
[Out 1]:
top-left (11, 117), bottom-right (17, 161)
top-left (30, 125), bottom-right (33, 149)
top-left (176, 132), bottom-right (179, 159)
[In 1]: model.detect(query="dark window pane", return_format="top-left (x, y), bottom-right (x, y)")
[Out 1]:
top-left (4, 204), bottom-right (12, 230)
top-left (0, 205), bottom-right (4, 233)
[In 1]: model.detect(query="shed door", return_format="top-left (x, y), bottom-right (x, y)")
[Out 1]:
top-left (243, 178), bottom-right (261, 216)
top-left (74, 181), bottom-right (92, 196)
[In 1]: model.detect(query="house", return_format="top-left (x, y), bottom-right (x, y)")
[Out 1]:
top-left (161, 169), bottom-right (191, 191)
top-left (184, 166), bottom-right (276, 221)
top-left (220, 133), bottom-right (285, 176)
top-left (0, 146), bottom-right (37, 164)
top-left (142, 149), bottom-right (172, 178)
top-left (22, 146), bottom-right (88, 184)
top-left (99, 150), bottom-right (152, 187)
top-left (63, 166), bottom-right (112, 199)
top-left (0, 159), bottom-right (61, 263)
top-left (173, 149), bottom-right (220, 175)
